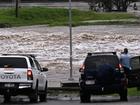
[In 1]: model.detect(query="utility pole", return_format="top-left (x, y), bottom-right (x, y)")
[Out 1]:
top-left (15, 0), bottom-right (19, 18)
top-left (68, 0), bottom-right (74, 81)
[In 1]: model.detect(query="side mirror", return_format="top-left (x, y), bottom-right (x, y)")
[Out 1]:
top-left (42, 68), bottom-right (48, 72)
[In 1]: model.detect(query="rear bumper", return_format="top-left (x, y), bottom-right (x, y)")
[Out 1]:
top-left (80, 83), bottom-right (125, 95)
top-left (0, 83), bottom-right (33, 95)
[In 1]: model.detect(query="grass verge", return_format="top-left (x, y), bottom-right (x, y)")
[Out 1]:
top-left (128, 88), bottom-right (140, 96)
top-left (0, 7), bottom-right (138, 27)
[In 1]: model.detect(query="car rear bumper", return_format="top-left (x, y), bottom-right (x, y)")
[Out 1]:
top-left (0, 83), bottom-right (33, 95)
top-left (80, 83), bottom-right (125, 94)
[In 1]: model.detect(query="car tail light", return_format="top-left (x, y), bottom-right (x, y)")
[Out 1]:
top-left (79, 64), bottom-right (85, 72)
top-left (118, 64), bottom-right (122, 69)
top-left (116, 64), bottom-right (124, 72)
top-left (27, 69), bottom-right (33, 80)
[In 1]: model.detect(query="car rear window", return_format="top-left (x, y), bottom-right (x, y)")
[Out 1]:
top-left (130, 57), bottom-right (140, 70)
top-left (0, 57), bottom-right (28, 68)
top-left (84, 55), bottom-right (119, 70)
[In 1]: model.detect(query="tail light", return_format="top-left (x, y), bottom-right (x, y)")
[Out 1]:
top-left (118, 64), bottom-right (122, 69)
top-left (116, 64), bottom-right (124, 72)
top-left (27, 69), bottom-right (33, 80)
top-left (79, 64), bottom-right (85, 72)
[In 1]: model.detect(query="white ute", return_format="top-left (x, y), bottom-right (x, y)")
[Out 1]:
top-left (0, 54), bottom-right (48, 103)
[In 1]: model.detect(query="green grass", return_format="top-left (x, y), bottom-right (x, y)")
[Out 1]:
top-left (128, 88), bottom-right (140, 96)
top-left (0, 7), bottom-right (138, 27)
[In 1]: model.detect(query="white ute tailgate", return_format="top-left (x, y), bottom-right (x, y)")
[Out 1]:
top-left (0, 56), bottom-right (30, 83)
top-left (0, 68), bottom-right (28, 83)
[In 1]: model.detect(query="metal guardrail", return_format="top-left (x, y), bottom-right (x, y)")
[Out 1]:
top-left (48, 82), bottom-right (79, 92)
top-left (48, 87), bottom-right (80, 91)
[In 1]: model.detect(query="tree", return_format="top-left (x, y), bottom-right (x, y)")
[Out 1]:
top-left (87, 0), bottom-right (113, 12)
top-left (101, 0), bottom-right (113, 12)
top-left (98, 0), bottom-right (137, 12)
top-left (15, 0), bottom-right (19, 17)
top-left (113, 0), bottom-right (138, 12)
top-left (87, 0), bottom-right (98, 11)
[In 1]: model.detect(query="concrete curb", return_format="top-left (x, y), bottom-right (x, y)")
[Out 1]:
top-left (47, 95), bottom-right (140, 101)
top-left (48, 87), bottom-right (79, 91)
top-left (82, 19), bottom-right (140, 24)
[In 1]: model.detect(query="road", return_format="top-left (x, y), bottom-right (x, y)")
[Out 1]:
top-left (0, 96), bottom-right (140, 105)
top-left (0, 2), bottom-right (89, 10)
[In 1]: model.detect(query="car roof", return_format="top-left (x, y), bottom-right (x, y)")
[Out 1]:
top-left (0, 54), bottom-right (36, 59)
top-left (87, 52), bottom-right (117, 56)
top-left (131, 55), bottom-right (140, 58)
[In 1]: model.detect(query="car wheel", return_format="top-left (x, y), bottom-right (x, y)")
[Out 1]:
top-left (120, 88), bottom-right (128, 101)
top-left (29, 83), bottom-right (38, 103)
top-left (39, 83), bottom-right (47, 102)
top-left (4, 94), bottom-right (11, 103)
top-left (80, 90), bottom-right (91, 103)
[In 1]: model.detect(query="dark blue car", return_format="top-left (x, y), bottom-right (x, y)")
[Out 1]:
top-left (127, 56), bottom-right (140, 88)
top-left (79, 52), bottom-right (128, 103)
